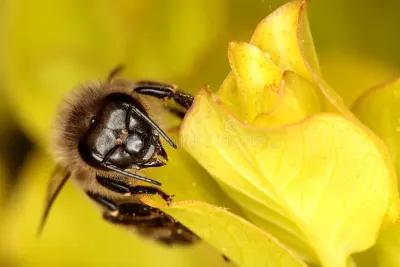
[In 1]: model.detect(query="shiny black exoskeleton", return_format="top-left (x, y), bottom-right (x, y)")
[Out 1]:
top-left (79, 93), bottom-right (169, 172)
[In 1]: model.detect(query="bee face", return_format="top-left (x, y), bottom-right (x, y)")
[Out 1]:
top-left (79, 93), bottom-right (168, 171)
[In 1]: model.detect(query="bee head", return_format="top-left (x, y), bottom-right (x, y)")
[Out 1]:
top-left (78, 93), bottom-right (173, 172)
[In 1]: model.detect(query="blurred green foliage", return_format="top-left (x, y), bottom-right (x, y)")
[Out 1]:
top-left (0, 0), bottom-right (399, 266)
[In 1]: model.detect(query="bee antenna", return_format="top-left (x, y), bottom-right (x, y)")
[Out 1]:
top-left (107, 64), bottom-right (125, 83)
top-left (101, 164), bottom-right (162, 186)
top-left (129, 105), bottom-right (177, 149)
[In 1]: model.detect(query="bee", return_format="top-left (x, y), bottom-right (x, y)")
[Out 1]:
top-left (39, 66), bottom-right (198, 245)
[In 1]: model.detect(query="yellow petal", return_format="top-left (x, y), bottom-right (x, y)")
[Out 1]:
top-left (295, 1), bottom-right (353, 117)
top-left (0, 150), bottom-right (231, 267)
top-left (352, 78), bottom-right (400, 190)
top-left (250, 0), bottom-right (314, 81)
top-left (180, 89), bottom-right (398, 267)
top-left (244, 0), bottom-right (354, 118)
top-left (143, 198), bottom-right (307, 267)
top-left (217, 73), bottom-right (244, 119)
top-left (253, 71), bottom-right (321, 127)
top-left (227, 42), bottom-right (282, 122)
top-left (141, 131), bottom-right (242, 211)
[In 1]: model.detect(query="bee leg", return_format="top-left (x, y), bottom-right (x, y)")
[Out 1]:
top-left (165, 106), bottom-right (187, 119)
top-left (86, 191), bottom-right (157, 222)
top-left (88, 195), bottom-right (198, 245)
top-left (103, 211), bottom-right (157, 225)
top-left (133, 81), bottom-right (194, 110)
top-left (101, 205), bottom-right (197, 245)
top-left (102, 203), bottom-right (159, 225)
top-left (86, 191), bottom-right (118, 211)
top-left (96, 175), bottom-right (174, 203)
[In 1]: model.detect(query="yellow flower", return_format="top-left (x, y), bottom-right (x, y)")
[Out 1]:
top-left (150, 1), bottom-right (400, 267)
top-left (352, 78), bottom-right (400, 266)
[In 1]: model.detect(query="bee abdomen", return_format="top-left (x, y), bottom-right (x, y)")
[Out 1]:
top-left (87, 191), bottom-right (198, 245)
top-left (103, 210), bottom-right (198, 245)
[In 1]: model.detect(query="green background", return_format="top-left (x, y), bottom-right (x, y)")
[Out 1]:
top-left (0, 0), bottom-right (399, 266)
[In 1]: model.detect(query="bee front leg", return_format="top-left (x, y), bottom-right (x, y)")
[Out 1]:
top-left (96, 175), bottom-right (174, 203)
top-left (86, 191), bottom-right (118, 211)
top-left (133, 81), bottom-right (194, 110)
top-left (86, 191), bottom-right (159, 224)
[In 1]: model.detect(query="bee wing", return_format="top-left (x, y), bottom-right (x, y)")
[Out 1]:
top-left (38, 165), bottom-right (70, 236)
